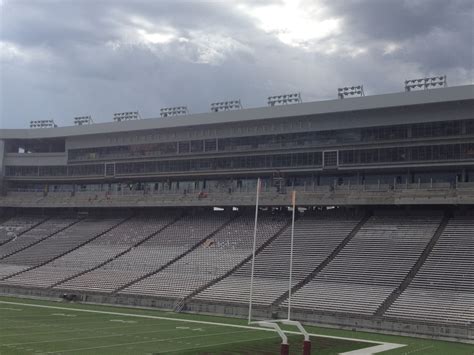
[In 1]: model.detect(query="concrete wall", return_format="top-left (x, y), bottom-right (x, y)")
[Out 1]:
top-left (1, 185), bottom-right (474, 207)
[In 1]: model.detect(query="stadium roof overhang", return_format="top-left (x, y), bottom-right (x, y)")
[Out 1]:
top-left (1, 84), bottom-right (473, 140)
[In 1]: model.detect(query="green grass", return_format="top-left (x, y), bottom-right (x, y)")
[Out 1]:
top-left (0, 296), bottom-right (472, 354)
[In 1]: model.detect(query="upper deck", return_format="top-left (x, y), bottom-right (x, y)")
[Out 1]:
top-left (0, 85), bottom-right (473, 184)
top-left (1, 85), bottom-right (473, 140)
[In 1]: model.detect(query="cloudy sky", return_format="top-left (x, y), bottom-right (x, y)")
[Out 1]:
top-left (0, 0), bottom-right (472, 128)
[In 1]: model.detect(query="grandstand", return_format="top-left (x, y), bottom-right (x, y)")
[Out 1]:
top-left (0, 83), bottom-right (473, 345)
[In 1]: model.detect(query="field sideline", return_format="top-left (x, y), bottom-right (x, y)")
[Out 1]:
top-left (0, 296), bottom-right (472, 354)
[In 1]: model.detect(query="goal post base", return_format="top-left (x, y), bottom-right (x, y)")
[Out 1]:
top-left (251, 319), bottom-right (311, 355)
top-left (303, 340), bottom-right (311, 355)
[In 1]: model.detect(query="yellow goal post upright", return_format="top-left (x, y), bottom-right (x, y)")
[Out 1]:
top-left (248, 181), bottom-right (311, 355)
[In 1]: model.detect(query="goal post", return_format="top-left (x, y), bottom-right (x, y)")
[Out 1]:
top-left (248, 177), bottom-right (261, 324)
top-left (248, 184), bottom-right (311, 354)
top-left (287, 190), bottom-right (296, 320)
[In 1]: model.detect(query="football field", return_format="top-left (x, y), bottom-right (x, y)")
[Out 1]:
top-left (0, 296), bottom-right (472, 354)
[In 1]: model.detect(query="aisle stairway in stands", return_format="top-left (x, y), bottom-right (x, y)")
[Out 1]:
top-left (119, 212), bottom-right (290, 300)
top-left (0, 217), bottom-right (127, 281)
top-left (57, 211), bottom-right (233, 293)
top-left (384, 214), bottom-right (474, 325)
top-left (279, 212), bottom-right (444, 315)
top-left (193, 210), bottom-right (364, 307)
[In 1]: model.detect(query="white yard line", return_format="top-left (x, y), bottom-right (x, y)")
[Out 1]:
top-left (109, 319), bottom-right (137, 323)
top-left (400, 345), bottom-right (435, 354)
top-left (340, 343), bottom-right (408, 355)
top-left (0, 300), bottom-right (406, 354)
top-left (51, 313), bottom-right (77, 317)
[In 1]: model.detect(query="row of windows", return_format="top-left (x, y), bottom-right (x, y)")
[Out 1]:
top-left (115, 153), bottom-right (323, 175)
top-left (411, 121), bottom-right (463, 138)
top-left (67, 119), bottom-right (474, 162)
top-left (68, 142), bottom-right (178, 161)
top-left (6, 143), bottom-right (474, 178)
top-left (5, 139), bottom-right (66, 154)
top-left (5, 164), bottom-right (104, 177)
top-left (68, 139), bottom-right (220, 161)
top-left (6, 153), bottom-right (322, 177)
top-left (340, 143), bottom-right (474, 165)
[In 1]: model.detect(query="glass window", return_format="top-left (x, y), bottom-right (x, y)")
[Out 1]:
top-left (66, 119), bottom-right (474, 162)
top-left (466, 120), bottom-right (474, 135)
top-left (204, 139), bottom-right (217, 152)
top-left (190, 140), bottom-right (204, 153)
top-left (39, 166), bottom-right (67, 176)
top-left (178, 141), bottom-right (190, 154)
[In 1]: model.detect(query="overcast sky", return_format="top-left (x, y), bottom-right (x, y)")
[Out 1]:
top-left (0, 0), bottom-right (472, 128)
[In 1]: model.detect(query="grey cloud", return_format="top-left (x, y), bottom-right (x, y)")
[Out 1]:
top-left (323, 0), bottom-right (471, 42)
top-left (321, 0), bottom-right (473, 73)
top-left (0, 0), bottom-right (472, 128)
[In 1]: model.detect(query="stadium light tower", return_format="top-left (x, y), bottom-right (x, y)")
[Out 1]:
top-left (210, 100), bottom-right (242, 112)
top-left (29, 120), bottom-right (58, 129)
top-left (267, 93), bottom-right (301, 106)
top-left (404, 75), bottom-right (447, 92)
top-left (337, 85), bottom-right (365, 99)
top-left (160, 106), bottom-right (188, 118)
top-left (74, 115), bottom-right (94, 126)
top-left (113, 111), bottom-right (141, 122)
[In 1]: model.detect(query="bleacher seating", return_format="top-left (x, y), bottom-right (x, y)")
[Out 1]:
top-left (0, 216), bottom-right (46, 245)
top-left (120, 212), bottom-right (288, 300)
top-left (0, 218), bottom-right (124, 280)
top-left (0, 217), bottom-right (78, 259)
top-left (283, 214), bottom-right (442, 315)
top-left (195, 213), bottom-right (361, 306)
top-left (1, 215), bottom-right (173, 288)
top-left (385, 216), bottom-right (474, 325)
top-left (58, 211), bottom-right (231, 292)
top-left (0, 209), bottom-right (471, 328)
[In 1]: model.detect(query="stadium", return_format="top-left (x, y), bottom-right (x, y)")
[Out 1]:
top-left (0, 81), bottom-right (473, 354)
